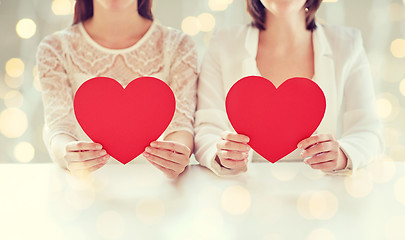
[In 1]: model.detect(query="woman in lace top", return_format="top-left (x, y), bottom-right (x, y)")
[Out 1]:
top-left (37, 0), bottom-right (198, 178)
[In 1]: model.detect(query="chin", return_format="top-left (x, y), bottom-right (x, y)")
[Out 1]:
top-left (97, 0), bottom-right (137, 10)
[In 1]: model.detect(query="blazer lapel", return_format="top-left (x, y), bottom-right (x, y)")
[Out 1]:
top-left (241, 25), bottom-right (260, 79)
top-left (313, 24), bottom-right (338, 136)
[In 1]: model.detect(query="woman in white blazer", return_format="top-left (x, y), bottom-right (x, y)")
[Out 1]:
top-left (194, 0), bottom-right (383, 176)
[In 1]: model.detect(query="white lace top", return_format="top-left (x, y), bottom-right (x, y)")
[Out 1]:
top-left (37, 21), bottom-right (198, 150)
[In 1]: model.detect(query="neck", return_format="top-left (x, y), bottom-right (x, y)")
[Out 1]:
top-left (83, 2), bottom-right (151, 48)
top-left (260, 9), bottom-right (310, 49)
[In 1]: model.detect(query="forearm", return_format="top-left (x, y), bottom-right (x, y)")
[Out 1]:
top-left (50, 134), bottom-right (77, 169)
top-left (164, 131), bottom-right (194, 157)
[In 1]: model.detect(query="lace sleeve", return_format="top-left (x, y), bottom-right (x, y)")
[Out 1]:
top-left (164, 34), bottom-right (198, 137)
top-left (37, 36), bottom-right (79, 148)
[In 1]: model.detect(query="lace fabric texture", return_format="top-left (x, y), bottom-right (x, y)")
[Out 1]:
top-left (37, 22), bottom-right (198, 148)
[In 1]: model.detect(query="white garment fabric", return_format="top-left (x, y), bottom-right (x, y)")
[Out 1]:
top-left (194, 23), bottom-right (383, 176)
top-left (37, 21), bottom-right (198, 163)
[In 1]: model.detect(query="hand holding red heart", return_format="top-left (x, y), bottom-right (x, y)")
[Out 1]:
top-left (215, 131), bottom-right (250, 174)
top-left (143, 141), bottom-right (191, 179)
top-left (298, 134), bottom-right (348, 172)
top-left (64, 141), bottom-right (110, 174)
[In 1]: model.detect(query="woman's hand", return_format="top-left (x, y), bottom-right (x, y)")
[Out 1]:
top-left (297, 134), bottom-right (348, 172)
top-left (64, 141), bottom-right (110, 174)
top-left (216, 131), bottom-right (250, 174)
top-left (143, 141), bottom-right (191, 179)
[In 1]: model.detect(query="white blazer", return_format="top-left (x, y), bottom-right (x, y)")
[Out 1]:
top-left (194, 23), bottom-right (383, 176)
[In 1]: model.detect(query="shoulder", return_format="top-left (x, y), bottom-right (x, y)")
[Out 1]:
top-left (156, 22), bottom-right (196, 51)
top-left (318, 23), bottom-right (363, 53)
top-left (37, 24), bottom-right (81, 57)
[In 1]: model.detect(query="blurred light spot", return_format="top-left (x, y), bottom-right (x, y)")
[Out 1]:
top-left (376, 93), bottom-right (400, 121)
top-left (394, 176), bottom-right (405, 206)
top-left (390, 145), bottom-right (405, 161)
top-left (399, 79), bottom-right (405, 97)
top-left (376, 98), bottom-right (392, 119)
top-left (16, 18), bottom-right (36, 39)
top-left (391, 39), bottom-right (405, 58)
top-left (344, 169), bottom-right (374, 198)
top-left (309, 191), bottom-right (338, 220)
top-left (221, 185), bottom-right (251, 215)
top-left (388, 3), bottom-right (404, 22)
top-left (33, 65), bottom-right (41, 91)
top-left (97, 211), bottom-right (125, 240)
top-left (135, 198), bottom-right (165, 225)
top-left (306, 229), bottom-right (336, 240)
top-left (209, 0), bottom-right (229, 11)
top-left (367, 157), bottom-right (396, 183)
top-left (198, 13), bottom-right (216, 32)
top-left (52, 0), bottom-right (74, 15)
top-left (386, 215), bottom-right (405, 240)
top-left (5, 58), bottom-right (24, 78)
top-left (4, 90), bottom-right (23, 108)
top-left (4, 74), bottom-right (23, 89)
top-left (181, 16), bottom-right (200, 36)
top-left (297, 190), bottom-right (315, 219)
top-left (0, 108), bottom-right (28, 138)
top-left (14, 142), bottom-right (35, 163)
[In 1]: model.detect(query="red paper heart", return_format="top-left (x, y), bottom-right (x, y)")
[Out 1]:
top-left (74, 77), bottom-right (175, 164)
top-left (226, 76), bottom-right (326, 163)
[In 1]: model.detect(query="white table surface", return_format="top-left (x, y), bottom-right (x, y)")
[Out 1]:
top-left (1, 161), bottom-right (405, 240)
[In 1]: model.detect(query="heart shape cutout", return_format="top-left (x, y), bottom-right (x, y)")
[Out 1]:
top-left (74, 77), bottom-right (175, 164)
top-left (226, 76), bottom-right (326, 163)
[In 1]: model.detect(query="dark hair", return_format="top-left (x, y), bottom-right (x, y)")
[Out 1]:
top-left (246, 0), bottom-right (322, 31)
top-left (73, 0), bottom-right (153, 24)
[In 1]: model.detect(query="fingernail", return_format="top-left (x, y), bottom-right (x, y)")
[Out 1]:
top-left (104, 155), bottom-right (110, 160)
top-left (97, 144), bottom-right (103, 149)
top-left (297, 143), bottom-right (302, 149)
top-left (150, 142), bottom-right (157, 147)
top-left (245, 137), bottom-right (250, 142)
top-left (143, 152), bottom-right (149, 157)
top-left (145, 147), bottom-right (151, 152)
top-left (101, 150), bottom-right (107, 155)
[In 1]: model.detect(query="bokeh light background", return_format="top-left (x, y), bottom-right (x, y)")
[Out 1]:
top-left (0, 0), bottom-right (404, 163)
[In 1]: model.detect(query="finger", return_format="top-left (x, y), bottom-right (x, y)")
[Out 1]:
top-left (144, 147), bottom-right (188, 165)
top-left (220, 158), bottom-right (248, 170)
top-left (87, 160), bottom-right (109, 172)
top-left (305, 152), bottom-right (336, 165)
top-left (218, 150), bottom-right (248, 161)
top-left (217, 140), bottom-right (250, 152)
top-left (143, 152), bottom-right (184, 172)
top-left (66, 141), bottom-right (103, 152)
top-left (221, 131), bottom-right (250, 143)
top-left (150, 141), bottom-right (190, 155)
top-left (68, 154), bottom-right (110, 171)
top-left (147, 159), bottom-right (179, 179)
top-left (66, 149), bottom-right (107, 162)
top-left (301, 141), bottom-right (337, 158)
top-left (310, 160), bottom-right (338, 172)
top-left (297, 134), bottom-right (335, 150)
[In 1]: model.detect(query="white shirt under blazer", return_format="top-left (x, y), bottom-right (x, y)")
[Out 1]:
top-left (194, 23), bottom-right (384, 176)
